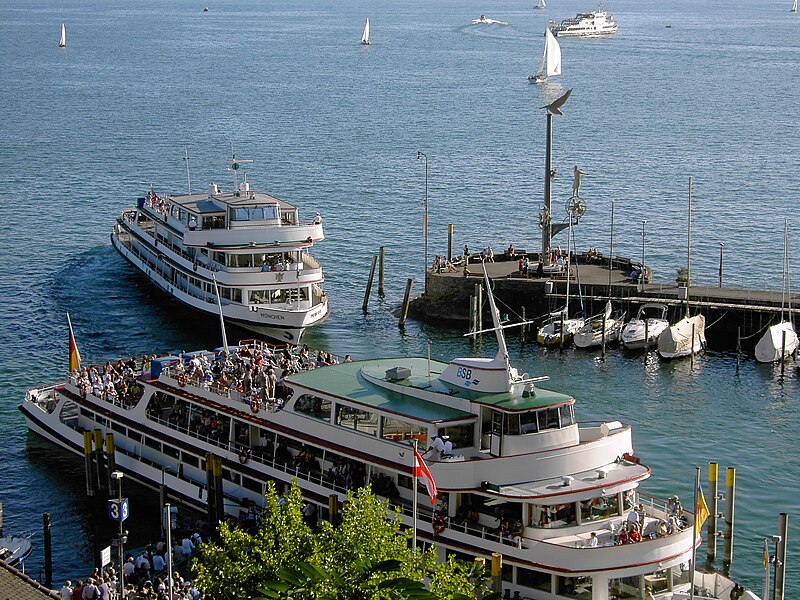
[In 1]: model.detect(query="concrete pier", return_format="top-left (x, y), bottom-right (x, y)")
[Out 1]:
top-left (409, 253), bottom-right (798, 350)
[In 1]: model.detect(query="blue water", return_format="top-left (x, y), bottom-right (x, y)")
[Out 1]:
top-left (1, 0), bottom-right (798, 595)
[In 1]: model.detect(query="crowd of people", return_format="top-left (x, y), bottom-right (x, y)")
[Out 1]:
top-left (70, 359), bottom-right (146, 407)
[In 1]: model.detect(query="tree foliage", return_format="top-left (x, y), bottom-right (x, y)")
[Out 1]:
top-left (192, 480), bottom-right (495, 600)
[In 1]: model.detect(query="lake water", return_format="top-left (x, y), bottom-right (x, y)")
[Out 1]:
top-left (0, 0), bottom-right (797, 595)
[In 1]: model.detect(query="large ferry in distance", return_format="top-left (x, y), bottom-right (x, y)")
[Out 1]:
top-left (22, 268), bottom-right (753, 600)
top-left (111, 156), bottom-right (328, 344)
top-left (550, 9), bottom-right (618, 37)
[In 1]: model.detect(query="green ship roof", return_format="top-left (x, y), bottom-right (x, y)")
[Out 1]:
top-left (287, 356), bottom-right (573, 424)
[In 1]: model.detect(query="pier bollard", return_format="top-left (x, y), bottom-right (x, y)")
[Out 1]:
top-left (775, 513), bottom-right (789, 600)
top-left (399, 279), bottom-right (413, 329)
top-left (205, 453), bottom-right (217, 527)
top-left (84, 431), bottom-right (95, 497)
top-left (447, 224), bottom-right (453, 261)
top-left (490, 552), bottom-right (502, 593)
top-left (722, 467), bottom-right (736, 570)
top-left (362, 255), bottom-right (378, 313)
top-left (105, 433), bottom-right (116, 494)
top-left (94, 429), bottom-right (106, 492)
top-left (328, 494), bottom-right (338, 526)
top-left (43, 512), bottom-right (52, 589)
top-left (707, 462), bottom-right (718, 561)
top-left (601, 312), bottom-right (607, 358)
top-left (378, 246), bottom-right (385, 298)
top-left (213, 455), bottom-right (224, 527)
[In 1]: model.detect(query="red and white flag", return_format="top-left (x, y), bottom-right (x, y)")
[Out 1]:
top-left (413, 448), bottom-right (437, 505)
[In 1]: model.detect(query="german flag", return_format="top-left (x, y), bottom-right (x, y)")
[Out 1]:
top-left (694, 481), bottom-right (709, 539)
top-left (67, 313), bottom-right (82, 372)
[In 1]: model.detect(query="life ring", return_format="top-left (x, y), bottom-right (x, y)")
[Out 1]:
top-left (238, 447), bottom-right (251, 464)
top-left (432, 515), bottom-right (446, 535)
top-left (177, 373), bottom-right (187, 387)
top-left (250, 397), bottom-right (261, 414)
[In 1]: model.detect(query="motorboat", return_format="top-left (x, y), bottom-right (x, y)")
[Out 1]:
top-left (550, 10), bottom-right (617, 37)
top-left (620, 303), bottom-right (669, 350)
top-left (21, 265), bottom-right (722, 599)
top-left (472, 15), bottom-right (509, 25)
top-left (537, 308), bottom-right (584, 346)
top-left (0, 533), bottom-right (32, 569)
top-left (755, 221), bottom-right (798, 363)
top-left (657, 314), bottom-right (706, 359)
top-left (574, 301), bottom-right (625, 349)
top-left (528, 28), bottom-right (561, 84)
top-left (111, 153), bottom-right (328, 344)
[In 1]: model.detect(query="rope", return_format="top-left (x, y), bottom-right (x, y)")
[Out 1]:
top-left (739, 319), bottom-right (774, 341)
top-left (703, 310), bottom-right (728, 330)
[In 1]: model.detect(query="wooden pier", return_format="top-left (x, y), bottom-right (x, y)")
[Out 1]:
top-left (409, 253), bottom-right (799, 351)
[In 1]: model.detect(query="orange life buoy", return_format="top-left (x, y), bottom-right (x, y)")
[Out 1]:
top-left (177, 373), bottom-right (187, 387)
top-left (238, 447), bottom-right (251, 464)
top-left (250, 397), bottom-right (260, 414)
top-left (432, 515), bottom-right (446, 535)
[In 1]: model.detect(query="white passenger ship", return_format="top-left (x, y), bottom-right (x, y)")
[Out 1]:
top-left (22, 270), bottom-right (746, 600)
top-left (551, 10), bottom-right (618, 37)
top-left (111, 161), bottom-right (328, 344)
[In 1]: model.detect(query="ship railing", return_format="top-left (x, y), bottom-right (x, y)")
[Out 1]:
top-left (148, 413), bottom-right (234, 453)
top-left (25, 384), bottom-right (60, 414)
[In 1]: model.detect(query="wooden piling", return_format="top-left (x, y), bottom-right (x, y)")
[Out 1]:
top-left (205, 453), bottom-right (217, 527)
top-left (447, 224), bottom-right (453, 261)
top-left (736, 327), bottom-right (741, 374)
top-left (644, 320), bottom-right (649, 355)
top-left (83, 431), bottom-right (95, 497)
top-left (362, 255), bottom-right (378, 313)
top-left (722, 466), bottom-right (736, 569)
top-left (93, 429), bottom-right (105, 492)
top-left (520, 306), bottom-right (526, 343)
top-left (707, 462), bottom-right (718, 561)
top-left (691, 322), bottom-right (695, 369)
top-left (781, 330), bottom-right (787, 378)
top-left (491, 552), bottom-right (502, 593)
top-left (559, 311), bottom-right (565, 351)
top-left (328, 494), bottom-right (339, 526)
top-left (469, 296), bottom-right (476, 339)
top-left (43, 512), bottom-right (52, 589)
top-left (475, 283), bottom-right (483, 335)
top-left (601, 312), bottom-right (607, 358)
top-left (378, 246), bottom-right (385, 297)
top-left (398, 278), bottom-right (413, 329)
top-left (105, 433), bottom-right (116, 494)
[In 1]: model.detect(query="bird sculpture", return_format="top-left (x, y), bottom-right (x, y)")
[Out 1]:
top-left (540, 88), bottom-right (572, 115)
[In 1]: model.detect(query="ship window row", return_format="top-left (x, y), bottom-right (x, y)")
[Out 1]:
top-left (229, 205), bottom-right (280, 222)
top-left (145, 392), bottom-right (233, 451)
top-left (249, 288), bottom-right (308, 305)
top-left (502, 404), bottom-right (574, 436)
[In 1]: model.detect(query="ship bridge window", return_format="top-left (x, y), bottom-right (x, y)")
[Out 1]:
top-left (439, 424), bottom-right (474, 448)
top-left (295, 394), bottom-right (332, 421)
top-left (520, 411), bottom-right (538, 434)
top-left (580, 493), bottom-right (620, 522)
top-left (538, 407), bottom-right (560, 432)
top-left (230, 207), bottom-right (249, 221)
top-left (381, 417), bottom-right (425, 443)
top-left (559, 404), bottom-right (575, 426)
top-left (336, 404), bottom-right (377, 436)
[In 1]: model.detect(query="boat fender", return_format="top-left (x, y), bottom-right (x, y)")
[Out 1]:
top-left (250, 397), bottom-right (261, 414)
top-left (238, 447), bottom-right (251, 464)
top-left (193, 261), bottom-right (198, 272)
top-left (432, 514), bottom-right (446, 535)
top-left (177, 373), bottom-right (188, 387)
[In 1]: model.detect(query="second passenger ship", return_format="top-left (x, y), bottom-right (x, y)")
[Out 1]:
top-left (21, 268), bottom-right (750, 600)
top-left (111, 158), bottom-right (328, 344)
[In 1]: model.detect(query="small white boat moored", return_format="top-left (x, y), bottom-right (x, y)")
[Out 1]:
top-left (620, 303), bottom-right (669, 350)
top-left (574, 301), bottom-right (624, 349)
top-left (657, 314), bottom-right (706, 359)
top-left (0, 533), bottom-right (33, 569)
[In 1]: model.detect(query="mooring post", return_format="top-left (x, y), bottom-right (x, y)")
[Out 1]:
top-left (601, 312), bottom-right (607, 358)
top-left (781, 330), bottom-right (787, 378)
top-left (105, 433), bottom-right (116, 494)
top-left (559, 311), bottom-right (565, 351)
top-left (447, 224), bottom-right (453, 261)
top-left (362, 255), bottom-right (378, 313)
top-left (378, 246), bottom-right (385, 297)
top-left (205, 453), bottom-right (216, 527)
top-left (491, 552), bottom-right (502, 593)
top-left (398, 278), bottom-right (413, 329)
top-left (707, 462), bottom-right (719, 561)
top-left (644, 320), bottom-right (649, 355)
top-left (521, 306), bottom-right (526, 343)
top-left (475, 283), bottom-right (483, 336)
top-left (775, 512), bottom-right (788, 600)
top-left (722, 466), bottom-right (736, 570)
top-left (469, 296), bottom-right (476, 339)
top-left (691, 322), bottom-right (696, 369)
top-left (43, 512), bottom-right (52, 588)
top-left (328, 494), bottom-right (338, 526)
top-left (736, 327), bottom-right (741, 374)
top-left (94, 429), bottom-right (106, 492)
top-left (84, 430), bottom-right (95, 497)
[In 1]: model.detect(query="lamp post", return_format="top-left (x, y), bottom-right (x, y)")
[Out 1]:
top-left (417, 151), bottom-right (429, 294)
top-left (540, 89), bottom-right (572, 267)
top-left (719, 242), bottom-right (724, 288)
top-left (640, 219), bottom-right (647, 284)
top-left (111, 471), bottom-right (125, 598)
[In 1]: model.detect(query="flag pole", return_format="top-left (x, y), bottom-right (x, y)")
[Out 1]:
top-left (763, 537), bottom-right (770, 600)
top-left (690, 465), bottom-right (699, 600)
top-left (412, 439), bottom-right (419, 557)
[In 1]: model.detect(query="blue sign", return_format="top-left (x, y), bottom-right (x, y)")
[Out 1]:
top-left (108, 498), bottom-right (130, 522)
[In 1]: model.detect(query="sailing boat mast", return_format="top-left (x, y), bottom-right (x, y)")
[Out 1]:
top-left (686, 176), bottom-right (692, 317)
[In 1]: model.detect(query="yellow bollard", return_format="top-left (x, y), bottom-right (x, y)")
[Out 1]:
top-left (491, 552), bottom-right (502, 593)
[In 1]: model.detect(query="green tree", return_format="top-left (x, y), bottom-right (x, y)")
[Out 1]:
top-left (192, 480), bottom-right (495, 600)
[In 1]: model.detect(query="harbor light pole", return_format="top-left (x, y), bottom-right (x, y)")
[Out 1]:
top-left (540, 89), bottom-right (572, 267)
top-left (417, 151), bottom-right (429, 294)
top-left (719, 242), bottom-right (724, 288)
top-left (111, 471), bottom-right (126, 598)
top-left (640, 219), bottom-right (647, 284)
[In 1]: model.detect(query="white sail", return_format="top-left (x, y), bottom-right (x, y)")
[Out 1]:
top-left (361, 18), bottom-right (370, 45)
top-left (792, 0), bottom-right (798, 13)
top-left (59, 23), bottom-right (66, 48)
top-left (536, 0), bottom-right (546, 9)
top-left (533, 29), bottom-right (561, 81)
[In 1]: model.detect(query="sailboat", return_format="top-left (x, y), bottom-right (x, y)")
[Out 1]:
top-left (535, 0), bottom-right (546, 9)
top-left (658, 176), bottom-right (706, 359)
top-left (620, 303), bottom-right (669, 350)
top-left (574, 301), bottom-right (625, 349)
top-left (537, 211), bottom-right (584, 346)
top-left (529, 29), bottom-right (561, 83)
top-left (59, 23), bottom-right (66, 48)
top-left (755, 221), bottom-right (798, 363)
top-left (361, 18), bottom-right (370, 45)
top-left (792, 0), bottom-right (798, 13)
